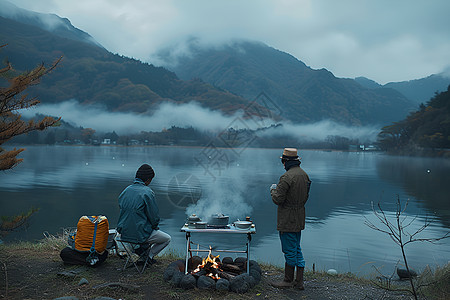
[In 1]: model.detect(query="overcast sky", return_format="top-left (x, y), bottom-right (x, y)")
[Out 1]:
top-left (8, 0), bottom-right (450, 84)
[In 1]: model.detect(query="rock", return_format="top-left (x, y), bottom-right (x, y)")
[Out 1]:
top-left (249, 268), bottom-right (262, 283)
top-left (216, 278), bottom-right (230, 291)
top-left (397, 268), bottom-right (418, 279)
top-left (92, 297), bottom-right (117, 300)
top-left (168, 259), bottom-right (186, 273)
top-left (230, 274), bottom-right (250, 293)
top-left (241, 273), bottom-right (256, 288)
top-left (52, 297), bottom-right (79, 300)
top-left (78, 278), bottom-right (88, 286)
top-left (92, 282), bottom-right (139, 292)
top-left (188, 256), bottom-right (203, 271)
top-left (234, 257), bottom-right (247, 264)
top-left (180, 274), bottom-right (197, 290)
top-left (197, 275), bottom-right (216, 289)
top-left (249, 260), bottom-right (262, 274)
top-left (163, 266), bottom-right (177, 281)
top-left (57, 270), bottom-right (81, 279)
top-left (327, 269), bottom-right (338, 275)
top-left (222, 257), bottom-right (234, 265)
top-left (234, 257), bottom-right (248, 271)
top-left (170, 270), bottom-right (183, 287)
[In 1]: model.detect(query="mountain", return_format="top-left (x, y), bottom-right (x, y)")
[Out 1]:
top-left (0, 0), bottom-right (101, 47)
top-left (354, 77), bottom-right (382, 89)
top-left (0, 14), bottom-right (270, 118)
top-left (161, 40), bottom-right (415, 126)
top-left (356, 75), bottom-right (450, 106)
top-left (384, 74), bottom-right (450, 105)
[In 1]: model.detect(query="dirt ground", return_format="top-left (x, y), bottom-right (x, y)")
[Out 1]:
top-left (0, 245), bottom-right (418, 300)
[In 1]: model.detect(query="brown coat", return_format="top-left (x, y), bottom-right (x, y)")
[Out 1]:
top-left (271, 165), bottom-right (311, 232)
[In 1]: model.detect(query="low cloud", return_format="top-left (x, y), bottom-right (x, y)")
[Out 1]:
top-left (441, 65), bottom-right (450, 79)
top-left (0, 1), bottom-right (67, 31)
top-left (259, 120), bottom-right (379, 142)
top-left (21, 100), bottom-right (379, 142)
top-left (21, 100), bottom-right (249, 134)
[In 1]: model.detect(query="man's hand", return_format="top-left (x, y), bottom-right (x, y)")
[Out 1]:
top-left (270, 184), bottom-right (277, 191)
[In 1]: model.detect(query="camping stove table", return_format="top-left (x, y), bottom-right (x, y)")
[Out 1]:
top-left (180, 224), bottom-right (256, 274)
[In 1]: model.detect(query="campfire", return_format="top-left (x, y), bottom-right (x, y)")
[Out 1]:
top-left (191, 247), bottom-right (222, 279)
top-left (164, 254), bottom-right (262, 293)
top-left (190, 247), bottom-right (244, 281)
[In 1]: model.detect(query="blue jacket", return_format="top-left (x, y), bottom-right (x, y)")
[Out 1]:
top-left (117, 178), bottom-right (160, 243)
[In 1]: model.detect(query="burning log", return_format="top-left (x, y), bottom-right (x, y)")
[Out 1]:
top-left (191, 246), bottom-right (222, 280)
top-left (218, 271), bottom-right (235, 281)
top-left (221, 263), bottom-right (242, 274)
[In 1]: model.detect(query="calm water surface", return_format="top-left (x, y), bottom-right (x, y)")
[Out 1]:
top-left (1, 145), bottom-right (449, 275)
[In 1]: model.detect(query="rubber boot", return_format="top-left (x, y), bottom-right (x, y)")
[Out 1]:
top-left (294, 267), bottom-right (305, 290)
top-left (270, 263), bottom-right (295, 288)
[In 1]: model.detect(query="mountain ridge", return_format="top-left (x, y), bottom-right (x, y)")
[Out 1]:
top-left (0, 15), bottom-right (273, 119)
top-left (161, 40), bottom-right (415, 125)
top-left (355, 74), bottom-right (450, 105)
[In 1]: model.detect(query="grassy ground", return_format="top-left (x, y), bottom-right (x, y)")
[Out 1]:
top-left (0, 237), bottom-right (448, 300)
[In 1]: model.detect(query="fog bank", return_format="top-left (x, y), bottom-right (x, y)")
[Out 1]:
top-left (21, 100), bottom-right (379, 142)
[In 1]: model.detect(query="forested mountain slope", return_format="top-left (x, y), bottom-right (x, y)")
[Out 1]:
top-left (163, 40), bottom-right (415, 125)
top-left (0, 16), bottom-right (263, 116)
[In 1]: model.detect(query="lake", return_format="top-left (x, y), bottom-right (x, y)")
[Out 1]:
top-left (1, 145), bottom-right (449, 276)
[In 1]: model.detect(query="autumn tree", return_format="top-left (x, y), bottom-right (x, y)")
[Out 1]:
top-left (0, 44), bottom-right (62, 171)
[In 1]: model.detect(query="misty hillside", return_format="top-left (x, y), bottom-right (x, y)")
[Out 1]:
top-left (0, 15), bottom-right (270, 118)
top-left (0, 0), bottom-right (101, 47)
top-left (161, 40), bottom-right (415, 126)
top-left (355, 75), bottom-right (450, 105)
top-left (384, 74), bottom-right (450, 105)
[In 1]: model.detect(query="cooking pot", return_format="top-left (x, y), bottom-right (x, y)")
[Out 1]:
top-left (208, 213), bottom-right (229, 226)
top-left (187, 214), bottom-right (201, 223)
top-left (190, 221), bottom-right (207, 229)
top-left (234, 220), bottom-right (252, 230)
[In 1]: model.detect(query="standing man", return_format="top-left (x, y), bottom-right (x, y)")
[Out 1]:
top-left (117, 164), bottom-right (171, 263)
top-left (270, 148), bottom-right (311, 289)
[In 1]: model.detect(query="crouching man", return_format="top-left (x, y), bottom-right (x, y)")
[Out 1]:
top-left (117, 163), bottom-right (171, 264)
top-left (270, 148), bottom-right (311, 290)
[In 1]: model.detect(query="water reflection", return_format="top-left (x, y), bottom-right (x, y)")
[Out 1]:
top-left (376, 155), bottom-right (450, 227)
top-left (0, 145), bottom-right (449, 275)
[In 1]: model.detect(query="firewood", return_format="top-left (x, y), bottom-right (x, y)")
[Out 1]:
top-left (218, 271), bottom-right (235, 281)
top-left (221, 263), bottom-right (242, 273)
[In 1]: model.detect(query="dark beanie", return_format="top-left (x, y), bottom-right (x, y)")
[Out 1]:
top-left (135, 164), bottom-right (155, 182)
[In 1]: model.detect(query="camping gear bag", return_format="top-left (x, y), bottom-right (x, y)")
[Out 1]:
top-left (61, 215), bottom-right (109, 266)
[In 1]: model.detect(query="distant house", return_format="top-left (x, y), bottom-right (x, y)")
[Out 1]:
top-left (364, 145), bottom-right (377, 151)
top-left (357, 144), bottom-right (378, 151)
top-left (102, 138), bottom-right (111, 145)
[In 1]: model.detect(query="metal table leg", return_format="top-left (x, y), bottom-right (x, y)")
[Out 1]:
top-left (185, 232), bottom-right (190, 274)
top-left (247, 232), bottom-right (252, 274)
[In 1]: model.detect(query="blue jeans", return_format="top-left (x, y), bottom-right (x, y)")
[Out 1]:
top-left (279, 231), bottom-right (305, 267)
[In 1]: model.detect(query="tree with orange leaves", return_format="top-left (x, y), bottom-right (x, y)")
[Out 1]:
top-left (0, 44), bottom-right (62, 171)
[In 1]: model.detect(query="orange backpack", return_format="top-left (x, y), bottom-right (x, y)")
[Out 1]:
top-left (74, 215), bottom-right (109, 254)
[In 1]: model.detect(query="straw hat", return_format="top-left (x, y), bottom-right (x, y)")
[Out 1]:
top-left (280, 148), bottom-right (299, 159)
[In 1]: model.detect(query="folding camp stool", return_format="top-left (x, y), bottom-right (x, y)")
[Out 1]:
top-left (115, 237), bottom-right (151, 273)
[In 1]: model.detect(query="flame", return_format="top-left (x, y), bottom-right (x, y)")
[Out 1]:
top-left (192, 246), bottom-right (222, 280)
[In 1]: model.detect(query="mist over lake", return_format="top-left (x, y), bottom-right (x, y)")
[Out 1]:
top-left (1, 145), bottom-right (449, 275)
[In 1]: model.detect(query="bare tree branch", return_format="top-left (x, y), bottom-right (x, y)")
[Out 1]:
top-left (365, 195), bottom-right (449, 300)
